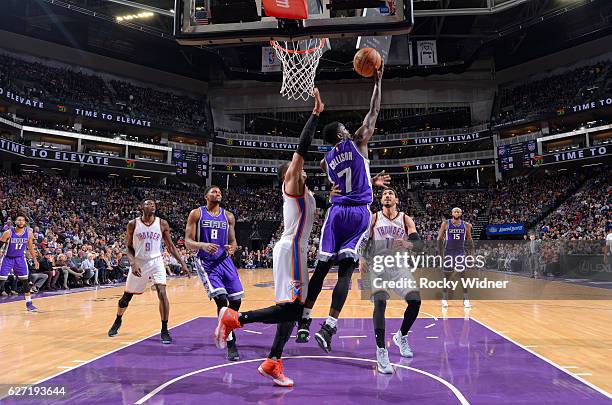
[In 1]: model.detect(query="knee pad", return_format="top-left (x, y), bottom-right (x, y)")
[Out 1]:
top-left (337, 260), bottom-right (355, 281)
top-left (213, 294), bottom-right (229, 311)
top-left (118, 292), bottom-right (134, 308)
top-left (405, 291), bottom-right (422, 307)
top-left (228, 298), bottom-right (241, 311)
top-left (372, 291), bottom-right (389, 305)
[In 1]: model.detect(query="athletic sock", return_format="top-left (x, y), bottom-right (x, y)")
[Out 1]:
top-left (325, 316), bottom-right (337, 329)
top-left (302, 308), bottom-right (312, 320)
top-left (463, 293), bottom-right (469, 300)
top-left (25, 295), bottom-right (32, 303)
top-left (375, 328), bottom-right (385, 349)
top-left (161, 320), bottom-right (168, 332)
top-left (115, 314), bottom-right (122, 322)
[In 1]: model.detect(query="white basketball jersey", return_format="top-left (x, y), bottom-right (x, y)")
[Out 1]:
top-left (133, 217), bottom-right (163, 260)
top-left (372, 211), bottom-right (407, 241)
top-left (280, 183), bottom-right (316, 245)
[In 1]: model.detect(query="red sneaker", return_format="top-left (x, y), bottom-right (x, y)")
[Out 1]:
top-left (258, 358), bottom-right (294, 387)
top-left (214, 307), bottom-right (241, 349)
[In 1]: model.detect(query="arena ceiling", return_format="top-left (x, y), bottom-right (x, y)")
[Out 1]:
top-left (1, 0), bottom-right (611, 81)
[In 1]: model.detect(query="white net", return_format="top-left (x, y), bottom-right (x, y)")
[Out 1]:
top-left (272, 38), bottom-right (326, 101)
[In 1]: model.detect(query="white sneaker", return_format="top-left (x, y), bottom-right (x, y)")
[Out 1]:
top-left (393, 330), bottom-right (413, 358)
top-left (441, 299), bottom-right (448, 308)
top-left (463, 299), bottom-right (472, 308)
top-left (376, 347), bottom-right (394, 374)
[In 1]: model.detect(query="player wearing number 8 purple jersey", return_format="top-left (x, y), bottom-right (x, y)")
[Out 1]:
top-left (185, 186), bottom-right (243, 361)
top-left (0, 214), bottom-right (40, 311)
top-left (297, 62), bottom-right (385, 353)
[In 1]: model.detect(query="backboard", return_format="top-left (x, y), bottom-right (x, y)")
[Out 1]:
top-left (174, 0), bottom-right (413, 45)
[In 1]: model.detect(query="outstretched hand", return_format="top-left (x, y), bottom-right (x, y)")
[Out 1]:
top-left (372, 170), bottom-right (391, 188)
top-left (312, 87), bottom-right (325, 115)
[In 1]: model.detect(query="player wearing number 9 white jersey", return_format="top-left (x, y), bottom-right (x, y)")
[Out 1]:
top-left (107, 200), bottom-right (188, 344)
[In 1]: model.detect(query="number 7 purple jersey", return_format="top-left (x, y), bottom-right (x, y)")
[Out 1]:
top-left (325, 140), bottom-right (373, 205)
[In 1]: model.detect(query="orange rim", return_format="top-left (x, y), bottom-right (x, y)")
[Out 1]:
top-left (270, 38), bottom-right (327, 55)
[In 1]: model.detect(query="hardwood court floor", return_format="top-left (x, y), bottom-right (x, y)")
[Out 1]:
top-left (1, 269), bottom-right (611, 395)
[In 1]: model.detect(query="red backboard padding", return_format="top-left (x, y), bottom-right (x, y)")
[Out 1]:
top-left (262, 0), bottom-right (308, 19)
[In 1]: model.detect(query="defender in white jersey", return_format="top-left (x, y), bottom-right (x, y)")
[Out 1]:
top-left (361, 188), bottom-right (422, 374)
top-left (107, 200), bottom-right (188, 344)
top-left (214, 89), bottom-right (325, 387)
top-left (273, 184), bottom-right (316, 304)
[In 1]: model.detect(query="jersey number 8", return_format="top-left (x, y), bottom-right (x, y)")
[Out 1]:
top-left (211, 229), bottom-right (218, 240)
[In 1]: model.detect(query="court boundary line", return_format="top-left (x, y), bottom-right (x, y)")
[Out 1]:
top-left (32, 315), bottom-right (202, 386)
top-left (133, 355), bottom-right (470, 405)
top-left (0, 283), bottom-right (126, 305)
top-left (471, 317), bottom-right (612, 400)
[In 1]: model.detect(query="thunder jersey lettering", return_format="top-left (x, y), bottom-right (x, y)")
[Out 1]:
top-left (6, 227), bottom-right (29, 258)
top-left (445, 219), bottom-right (466, 255)
top-left (373, 212), bottom-right (406, 241)
top-left (197, 207), bottom-right (229, 263)
top-left (325, 140), bottom-right (372, 205)
top-left (133, 218), bottom-right (163, 260)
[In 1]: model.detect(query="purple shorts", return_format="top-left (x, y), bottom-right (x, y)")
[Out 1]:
top-left (318, 204), bottom-right (371, 262)
top-left (196, 255), bottom-right (244, 300)
top-left (0, 256), bottom-right (29, 280)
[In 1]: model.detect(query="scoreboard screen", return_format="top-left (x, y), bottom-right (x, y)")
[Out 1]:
top-left (497, 140), bottom-right (537, 172)
top-left (172, 149), bottom-right (209, 178)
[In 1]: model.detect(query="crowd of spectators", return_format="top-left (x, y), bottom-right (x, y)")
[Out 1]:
top-left (488, 171), bottom-right (585, 226)
top-left (0, 165), bottom-right (608, 296)
top-left (0, 53), bottom-right (207, 132)
top-left (537, 167), bottom-right (611, 240)
top-left (493, 61), bottom-right (611, 125)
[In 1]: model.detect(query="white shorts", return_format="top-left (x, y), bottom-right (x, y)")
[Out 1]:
top-left (273, 239), bottom-right (309, 304)
top-left (125, 256), bottom-right (166, 294)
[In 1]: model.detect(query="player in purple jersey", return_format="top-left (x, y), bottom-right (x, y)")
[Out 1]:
top-left (297, 63), bottom-right (385, 352)
top-left (0, 214), bottom-right (40, 311)
top-left (437, 207), bottom-right (474, 309)
top-left (185, 186), bottom-right (243, 361)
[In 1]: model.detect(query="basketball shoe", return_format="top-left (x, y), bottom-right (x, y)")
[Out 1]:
top-left (215, 307), bottom-right (241, 349)
top-left (295, 318), bottom-right (311, 343)
top-left (393, 330), bottom-right (413, 358)
top-left (376, 348), bottom-right (393, 374)
top-left (258, 358), bottom-right (294, 387)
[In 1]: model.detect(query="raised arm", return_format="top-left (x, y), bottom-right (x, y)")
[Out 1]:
top-left (285, 88), bottom-right (324, 195)
top-left (224, 211), bottom-right (238, 256)
top-left (354, 63), bottom-right (383, 152)
top-left (161, 219), bottom-right (188, 276)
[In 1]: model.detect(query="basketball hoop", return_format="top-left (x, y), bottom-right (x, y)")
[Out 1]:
top-left (270, 38), bottom-right (327, 101)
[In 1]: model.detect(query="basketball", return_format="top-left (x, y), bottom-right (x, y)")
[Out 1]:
top-left (353, 47), bottom-right (382, 77)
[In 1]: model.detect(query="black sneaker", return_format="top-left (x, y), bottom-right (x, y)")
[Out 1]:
top-left (108, 319), bottom-right (122, 337)
top-left (314, 323), bottom-right (336, 353)
top-left (227, 342), bottom-right (240, 361)
top-left (296, 318), bottom-right (312, 343)
top-left (161, 330), bottom-right (172, 344)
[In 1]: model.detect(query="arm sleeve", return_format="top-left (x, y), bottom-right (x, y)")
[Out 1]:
top-left (408, 232), bottom-right (424, 251)
top-left (296, 114), bottom-right (319, 158)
